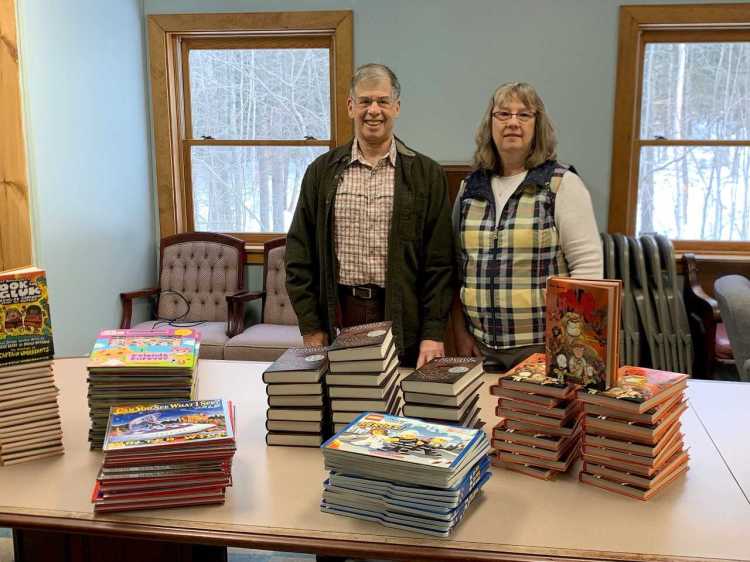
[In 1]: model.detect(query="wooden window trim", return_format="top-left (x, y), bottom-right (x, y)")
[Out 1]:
top-left (147, 11), bottom-right (353, 244)
top-left (608, 3), bottom-right (750, 255)
top-left (0, 0), bottom-right (32, 270)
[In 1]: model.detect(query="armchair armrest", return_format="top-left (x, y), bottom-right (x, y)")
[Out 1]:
top-left (682, 253), bottom-right (720, 378)
top-left (120, 288), bottom-right (159, 329)
top-left (226, 291), bottom-right (264, 337)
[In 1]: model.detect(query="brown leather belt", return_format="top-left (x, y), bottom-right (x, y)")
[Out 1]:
top-left (337, 284), bottom-right (385, 327)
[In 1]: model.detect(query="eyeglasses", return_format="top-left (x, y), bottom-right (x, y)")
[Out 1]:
top-left (355, 96), bottom-right (395, 109)
top-left (492, 110), bottom-right (536, 123)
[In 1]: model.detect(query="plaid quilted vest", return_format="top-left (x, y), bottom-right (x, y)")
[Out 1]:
top-left (456, 160), bottom-right (572, 349)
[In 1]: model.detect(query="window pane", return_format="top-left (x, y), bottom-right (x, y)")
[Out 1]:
top-left (189, 49), bottom-right (331, 141)
top-left (636, 146), bottom-right (750, 241)
top-left (640, 43), bottom-right (750, 140)
top-left (191, 146), bottom-right (328, 233)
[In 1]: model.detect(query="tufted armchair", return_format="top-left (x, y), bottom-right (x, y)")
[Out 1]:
top-left (119, 232), bottom-right (246, 359)
top-left (224, 237), bottom-right (303, 361)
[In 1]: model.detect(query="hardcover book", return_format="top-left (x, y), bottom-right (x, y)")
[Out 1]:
top-left (499, 353), bottom-right (576, 399)
top-left (401, 357), bottom-right (483, 396)
top-left (0, 267), bottom-right (54, 367)
top-left (577, 365), bottom-right (689, 415)
top-left (88, 329), bottom-right (200, 370)
top-left (102, 398), bottom-right (233, 451)
top-left (262, 346), bottom-right (328, 384)
top-left (328, 321), bottom-right (394, 361)
top-left (545, 276), bottom-right (622, 390)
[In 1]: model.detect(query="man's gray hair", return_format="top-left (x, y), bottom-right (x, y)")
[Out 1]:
top-left (349, 63), bottom-right (401, 99)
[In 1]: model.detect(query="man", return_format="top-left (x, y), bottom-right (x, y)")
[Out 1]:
top-left (286, 63), bottom-right (453, 368)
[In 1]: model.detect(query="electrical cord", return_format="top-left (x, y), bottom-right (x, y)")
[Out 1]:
top-left (152, 289), bottom-right (206, 329)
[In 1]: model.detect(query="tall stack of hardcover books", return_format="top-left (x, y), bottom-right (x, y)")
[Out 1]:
top-left (577, 365), bottom-right (690, 500)
top-left (264, 346), bottom-right (331, 447)
top-left (326, 322), bottom-right (402, 433)
top-left (91, 398), bottom-right (236, 512)
top-left (401, 357), bottom-right (484, 428)
top-left (86, 328), bottom-right (200, 449)
top-left (320, 412), bottom-right (491, 536)
top-left (490, 354), bottom-right (582, 480)
top-left (0, 267), bottom-right (64, 466)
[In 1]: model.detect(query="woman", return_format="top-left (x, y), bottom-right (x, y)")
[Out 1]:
top-left (452, 82), bottom-right (602, 371)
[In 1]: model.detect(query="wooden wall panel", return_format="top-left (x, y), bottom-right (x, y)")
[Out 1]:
top-left (0, 0), bottom-right (32, 270)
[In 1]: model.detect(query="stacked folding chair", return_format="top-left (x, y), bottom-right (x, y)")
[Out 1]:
top-left (612, 233), bottom-right (641, 367)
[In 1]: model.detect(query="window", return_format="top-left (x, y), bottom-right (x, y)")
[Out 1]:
top-left (609, 5), bottom-right (750, 255)
top-left (148, 12), bottom-right (352, 246)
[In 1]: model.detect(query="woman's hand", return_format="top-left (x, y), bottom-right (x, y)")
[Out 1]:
top-left (454, 324), bottom-right (482, 357)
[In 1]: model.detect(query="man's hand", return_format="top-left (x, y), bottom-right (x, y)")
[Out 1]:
top-left (303, 330), bottom-right (329, 347)
top-left (416, 339), bottom-right (445, 368)
top-left (454, 328), bottom-right (482, 358)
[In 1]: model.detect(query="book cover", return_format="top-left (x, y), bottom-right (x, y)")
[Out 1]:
top-left (578, 365), bottom-right (688, 414)
top-left (102, 398), bottom-right (233, 451)
top-left (322, 412), bottom-right (482, 470)
top-left (0, 267), bottom-right (54, 367)
top-left (88, 328), bottom-right (199, 370)
top-left (262, 346), bottom-right (328, 383)
top-left (328, 321), bottom-right (393, 354)
top-left (499, 353), bottom-right (574, 398)
top-left (401, 357), bottom-right (483, 395)
top-left (545, 277), bottom-right (622, 390)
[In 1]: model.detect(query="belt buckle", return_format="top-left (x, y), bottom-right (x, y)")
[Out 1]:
top-left (354, 286), bottom-right (373, 300)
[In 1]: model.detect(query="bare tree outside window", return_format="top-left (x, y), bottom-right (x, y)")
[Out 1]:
top-left (637, 42), bottom-right (750, 241)
top-left (188, 48), bottom-right (331, 233)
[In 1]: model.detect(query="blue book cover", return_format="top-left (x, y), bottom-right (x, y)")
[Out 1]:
top-left (321, 412), bottom-right (483, 470)
top-left (103, 398), bottom-right (233, 451)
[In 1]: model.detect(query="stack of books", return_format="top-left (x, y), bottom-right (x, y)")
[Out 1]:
top-left (91, 398), bottom-right (236, 512)
top-left (578, 365), bottom-right (690, 500)
top-left (86, 328), bottom-right (200, 449)
top-left (264, 346), bottom-right (331, 447)
top-left (401, 357), bottom-right (484, 428)
top-left (490, 353), bottom-right (582, 480)
top-left (326, 322), bottom-right (402, 433)
top-left (0, 267), bottom-right (63, 466)
top-left (320, 412), bottom-right (491, 536)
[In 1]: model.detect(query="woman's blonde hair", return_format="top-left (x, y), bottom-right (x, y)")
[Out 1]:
top-left (472, 82), bottom-right (557, 174)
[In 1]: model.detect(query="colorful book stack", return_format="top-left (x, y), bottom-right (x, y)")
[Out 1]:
top-left (264, 346), bottom-right (331, 447)
top-left (86, 328), bottom-right (200, 449)
top-left (490, 353), bottom-right (582, 480)
top-left (326, 322), bottom-right (402, 433)
top-left (0, 267), bottom-right (63, 466)
top-left (578, 365), bottom-right (690, 500)
top-left (401, 357), bottom-right (484, 428)
top-left (320, 412), bottom-right (491, 536)
top-left (92, 398), bottom-right (236, 512)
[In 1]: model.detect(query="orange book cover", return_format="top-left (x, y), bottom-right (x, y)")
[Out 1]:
top-left (545, 277), bottom-right (622, 391)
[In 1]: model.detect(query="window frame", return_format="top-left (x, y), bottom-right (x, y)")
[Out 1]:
top-left (608, 4), bottom-right (750, 256)
top-left (0, 0), bottom-right (32, 269)
top-left (147, 11), bottom-right (353, 246)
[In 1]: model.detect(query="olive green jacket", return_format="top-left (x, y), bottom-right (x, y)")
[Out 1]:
top-left (285, 137), bottom-right (454, 354)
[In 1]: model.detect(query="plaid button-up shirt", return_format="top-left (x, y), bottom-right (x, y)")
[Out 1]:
top-left (334, 139), bottom-right (397, 287)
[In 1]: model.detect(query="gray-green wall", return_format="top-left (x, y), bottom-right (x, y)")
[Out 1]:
top-left (19, 0), bottom-right (739, 356)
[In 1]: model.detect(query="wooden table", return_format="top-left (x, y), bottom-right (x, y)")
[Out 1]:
top-left (1, 358), bottom-right (749, 562)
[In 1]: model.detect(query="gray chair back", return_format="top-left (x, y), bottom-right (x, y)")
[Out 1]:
top-left (158, 234), bottom-right (244, 322)
top-left (714, 275), bottom-right (750, 381)
top-left (263, 243), bottom-right (298, 326)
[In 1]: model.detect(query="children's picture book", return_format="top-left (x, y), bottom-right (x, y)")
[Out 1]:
top-left (262, 346), bottom-right (328, 384)
top-left (88, 328), bottom-right (200, 370)
top-left (322, 412), bottom-right (483, 470)
top-left (102, 398), bottom-right (233, 451)
top-left (0, 267), bottom-right (54, 367)
top-left (577, 365), bottom-right (689, 415)
top-left (400, 357), bottom-right (483, 396)
top-left (545, 277), bottom-right (622, 391)
top-left (499, 353), bottom-right (574, 399)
